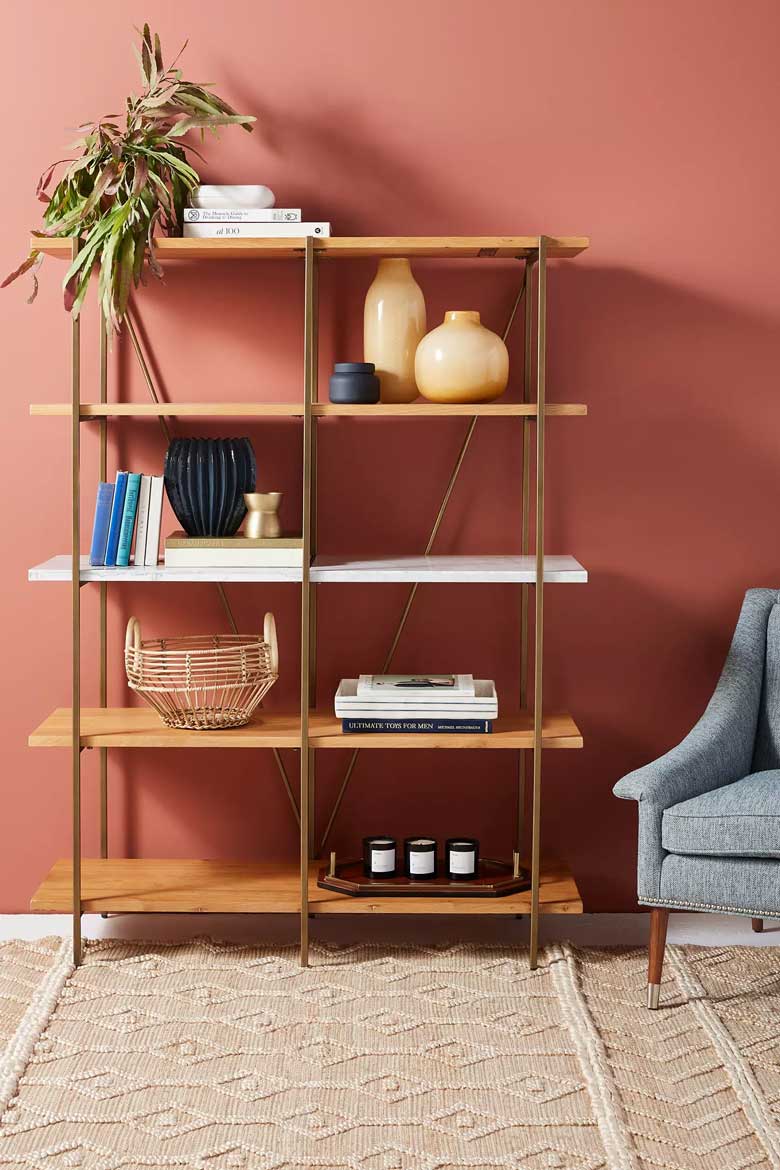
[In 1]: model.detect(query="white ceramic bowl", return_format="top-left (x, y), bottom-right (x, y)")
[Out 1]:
top-left (190, 185), bottom-right (275, 209)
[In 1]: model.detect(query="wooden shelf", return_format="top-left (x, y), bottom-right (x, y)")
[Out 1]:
top-left (29, 708), bottom-right (582, 750)
top-left (30, 401), bottom-right (587, 419)
top-left (30, 858), bottom-right (582, 915)
top-left (29, 554), bottom-right (588, 584)
top-left (314, 402), bottom-right (587, 417)
top-left (32, 235), bottom-right (589, 262)
top-left (29, 708), bottom-right (304, 749)
top-left (31, 402), bottom-right (304, 418)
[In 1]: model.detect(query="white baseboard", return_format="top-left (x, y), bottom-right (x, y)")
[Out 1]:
top-left (0, 913), bottom-right (777, 947)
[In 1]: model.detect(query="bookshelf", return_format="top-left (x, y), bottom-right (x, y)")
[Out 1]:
top-left (28, 233), bottom-right (589, 967)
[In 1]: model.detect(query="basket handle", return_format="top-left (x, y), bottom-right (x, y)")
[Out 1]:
top-left (125, 616), bottom-right (142, 656)
top-left (263, 612), bottom-right (279, 673)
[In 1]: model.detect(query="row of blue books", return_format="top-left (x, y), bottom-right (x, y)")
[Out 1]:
top-left (90, 472), bottom-right (165, 567)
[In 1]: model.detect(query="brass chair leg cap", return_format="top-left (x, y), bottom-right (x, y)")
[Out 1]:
top-left (647, 983), bottom-right (661, 1010)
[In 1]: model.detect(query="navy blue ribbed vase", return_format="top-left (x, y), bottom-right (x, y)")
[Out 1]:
top-left (164, 437), bottom-right (256, 537)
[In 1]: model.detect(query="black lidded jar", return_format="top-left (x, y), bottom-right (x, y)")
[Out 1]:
top-left (363, 836), bottom-right (397, 878)
top-left (329, 362), bottom-right (380, 404)
top-left (404, 836), bottom-right (437, 880)
top-left (445, 837), bottom-right (479, 880)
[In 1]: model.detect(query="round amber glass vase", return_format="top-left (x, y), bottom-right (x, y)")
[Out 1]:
top-left (415, 310), bottom-right (509, 404)
top-left (363, 258), bottom-right (426, 403)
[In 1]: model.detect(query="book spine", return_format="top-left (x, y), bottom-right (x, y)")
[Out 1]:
top-left (182, 222), bottom-right (330, 239)
top-left (88, 482), bottom-right (114, 567)
top-left (104, 472), bottom-right (128, 566)
top-left (144, 476), bottom-right (164, 566)
top-left (116, 474), bottom-right (142, 566)
top-left (183, 208), bottom-right (302, 223)
top-left (133, 476), bottom-right (152, 565)
top-left (341, 719), bottom-right (493, 734)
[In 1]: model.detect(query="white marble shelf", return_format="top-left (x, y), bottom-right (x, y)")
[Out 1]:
top-left (28, 556), bottom-right (303, 584)
top-left (311, 555), bottom-right (588, 583)
top-left (30, 554), bottom-right (588, 585)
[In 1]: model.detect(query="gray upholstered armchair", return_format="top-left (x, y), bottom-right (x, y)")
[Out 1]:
top-left (614, 588), bottom-right (780, 1008)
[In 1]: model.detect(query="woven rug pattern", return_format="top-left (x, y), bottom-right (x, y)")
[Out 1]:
top-left (0, 939), bottom-right (777, 1169)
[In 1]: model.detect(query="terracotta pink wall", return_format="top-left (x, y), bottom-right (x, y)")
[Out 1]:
top-left (3, 0), bottom-right (780, 913)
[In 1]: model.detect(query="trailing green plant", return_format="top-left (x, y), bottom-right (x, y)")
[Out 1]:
top-left (3, 24), bottom-right (254, 329)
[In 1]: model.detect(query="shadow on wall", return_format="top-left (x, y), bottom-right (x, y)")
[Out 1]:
top-left (207, 90), bottom-right (458, 231)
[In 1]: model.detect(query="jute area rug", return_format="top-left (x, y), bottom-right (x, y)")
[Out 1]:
top-left (0, 938), bottom-right (778, 1169)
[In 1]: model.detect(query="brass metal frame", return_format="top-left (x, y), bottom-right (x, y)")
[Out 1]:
top-left (529, 237), bottom-right (548, 969)
top-left (99, 311), bottom-right (108, 862)
top-left (60, 234), bottom-right (559, 971)
top-left (299, 237), bottom-right (316, 965)
top-left (70, 239), bottom-right (82, 965)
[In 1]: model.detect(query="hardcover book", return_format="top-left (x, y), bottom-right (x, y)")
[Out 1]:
top-left (183, 208), bottom-right (301, 223)
top-left (116, 473), bottom-right (142, 566)
top-left (335, 679), bottom-right (497, 720)
top-left (164, 546), bottom-right (304, 568)
top-left (143, 476), bottom-right (164, 566)
top-left (104, 472), bottom-right (128, 567)
top-left (341, 718), bottom-right (493, 734)
top-left (133, 476), bottom-right (152, 566)
top-left (182, 222), bottom-right (330, 240)
top-left (89, 482), bottom-right (114, 567)
top-left (356, 673), bottom-right (475, 698)
top-left (165, 532), bottom-right (303, 549)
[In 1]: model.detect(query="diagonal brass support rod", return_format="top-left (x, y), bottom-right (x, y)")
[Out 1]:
top-left (318, 266), bottom-right (529, 854)
top-left (124, 307), bottom-right (300, 829)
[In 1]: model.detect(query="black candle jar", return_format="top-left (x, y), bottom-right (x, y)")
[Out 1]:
top-left (404, 837), bottom-right (437, 880)
top-left (329, 362), bottom-right (380, 404)
top-left (445, 837), bottom-right (479, 880)
top-left (363, 836), bottom-right (397, 878)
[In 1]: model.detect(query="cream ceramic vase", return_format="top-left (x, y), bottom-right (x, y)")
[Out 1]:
top-left (364, 258), bottom-right (426, 403)
top-left (415, 311), bottom-right (509, 404)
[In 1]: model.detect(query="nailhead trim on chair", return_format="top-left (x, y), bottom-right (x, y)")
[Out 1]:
top-left (638, 896), bottom-right (778, 916)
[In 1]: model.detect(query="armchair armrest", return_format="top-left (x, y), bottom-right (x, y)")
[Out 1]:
top-left (613, 588), bottom-right (776, 902)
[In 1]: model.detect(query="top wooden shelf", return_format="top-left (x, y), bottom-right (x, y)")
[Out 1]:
top-left (32, 235), bottom-right (589, 261)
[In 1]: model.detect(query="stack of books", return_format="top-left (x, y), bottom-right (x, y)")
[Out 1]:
top-left (335, 674), bottom-right (498, 734)
top-left (164, 532), bottom-right (303, 569)
top-left (90, 473), bottom-right (164, 568)
top-left (182, 185), bottom-right (330, 240)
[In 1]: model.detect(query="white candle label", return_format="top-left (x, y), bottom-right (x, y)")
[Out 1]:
top-left (409, 852), bottom-right (435, 875)
top-left (449, 850), bottom-right (476, 875)
top-left (371, 848), bottom-right (395, 873)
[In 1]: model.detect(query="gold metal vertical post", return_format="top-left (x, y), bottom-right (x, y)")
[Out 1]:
top-left (529, 238), bottom-right (548, 970)
top-left (517, 258), bottom-right (534, 856)
top-left (308, 255), bottom-right (319, 859)
top-left (99, 310), bottom-right (108, 860)
top-left (70, 240), bottom-right (82, 966)
top-left (299, 238), bottom-right (315, 964)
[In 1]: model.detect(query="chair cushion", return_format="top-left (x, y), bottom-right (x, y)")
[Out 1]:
top-left (662, 771), bottom-right (780, 859)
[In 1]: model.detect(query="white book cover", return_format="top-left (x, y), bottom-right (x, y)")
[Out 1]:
top-left (144, 476), bottom-right (164, 566)
top-left (164, 548), bottom-right (303, 568)
top-left (183, 222), bottom-right (330, 239)
top-left (336, 679), bottom-right (497, 719)
top-left (184, 208), bottom-right (301, 223)
top-left (133, 476), bottom-right (152, 564)
top-left (356, 673), bottom-right (475, 699)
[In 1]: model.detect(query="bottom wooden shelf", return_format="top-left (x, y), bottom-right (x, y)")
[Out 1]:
top-left (31, 858), bottom-right (582, 916)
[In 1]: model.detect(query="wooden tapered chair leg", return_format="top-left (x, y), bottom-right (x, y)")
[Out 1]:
top-left (752, 918), bottom-right (764, 933)
top-left (647, 908), bottom-right (669, 1009)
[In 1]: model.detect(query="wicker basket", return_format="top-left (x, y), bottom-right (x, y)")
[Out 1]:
top-left (124, 613), bottom-right (279, 730)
